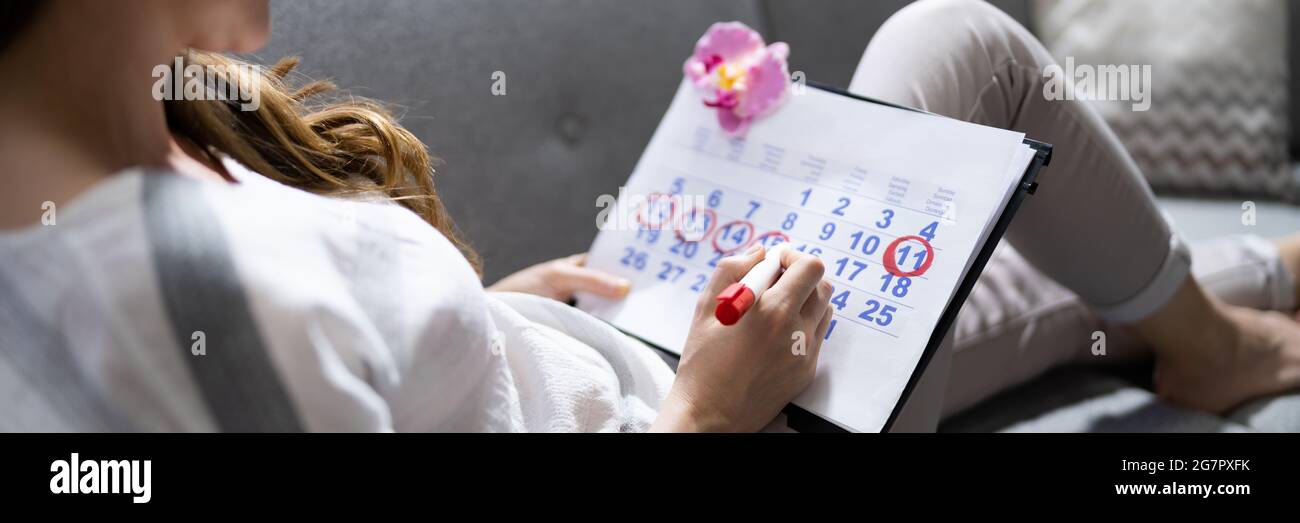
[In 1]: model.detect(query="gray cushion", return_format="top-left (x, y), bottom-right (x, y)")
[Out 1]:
top-left (260, 0), bottom-right (762, 282)
top-left (942, 368), bottom-right (1300, 432)
top-left (1035, 0), bottom-right (1296, 202)
top-left (941, 370), bottom-right (1254, 432)
top-left (1229, 394), bottom-right (1300, 432)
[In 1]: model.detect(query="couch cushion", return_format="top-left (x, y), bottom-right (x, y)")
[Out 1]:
top-left (260, 0), bottom-right (762, 282)
top-left (940, 370), bottom-right (1254, 432)
top-left (1157, 193), bottom-right (1300, 242)
top-left (1035, 0), bottom-right (1296, 202)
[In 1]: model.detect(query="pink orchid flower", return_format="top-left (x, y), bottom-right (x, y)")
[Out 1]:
top-left (683, 22), bottom-right (791, 136)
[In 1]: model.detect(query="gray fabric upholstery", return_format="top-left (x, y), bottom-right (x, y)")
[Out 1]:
top-left (1229, 394), bottom-right (1300, 432)
top-left (941, 368), bottom-right (1300, 432)
top-left (260, 0), bottom-right (762, 283)
top-left (940, 370), bottom-right (1254, 432)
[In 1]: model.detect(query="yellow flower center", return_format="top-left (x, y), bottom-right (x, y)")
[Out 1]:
top-left (716, 63), bottom-right (746, 91)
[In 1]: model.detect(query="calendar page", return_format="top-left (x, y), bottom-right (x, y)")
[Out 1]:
top-left (578, 80), bottom-right (1037, 432)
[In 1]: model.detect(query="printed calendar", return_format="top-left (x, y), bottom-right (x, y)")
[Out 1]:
top-left (579, 79), bottom-right (1040, 432)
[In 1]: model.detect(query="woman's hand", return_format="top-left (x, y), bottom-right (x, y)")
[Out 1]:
top-left (487, 253), bottom-right (632, 302)
top-left (651, 245), bottom-right (834, 432)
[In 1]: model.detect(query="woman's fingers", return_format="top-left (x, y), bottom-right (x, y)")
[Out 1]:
top-left (700, 244), bottom-right (768, 300)
top-left (814, 304), bottom-right (833, 342)
top-left (550, 261), bottom-right (631, 299)
top-left (803, 279), bottom-right (834, 318)
top-left (768, 247), bottom-right (826, 308)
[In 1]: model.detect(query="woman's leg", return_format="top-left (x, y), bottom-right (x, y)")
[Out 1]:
top-left (943, 236), bottom-right (1297, 419)
top-left (850, 0), bottom-right (1300, 413)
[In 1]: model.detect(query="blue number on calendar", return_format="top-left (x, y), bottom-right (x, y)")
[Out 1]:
top-left (832, 197), bottom-right (851, 216)
top-left (638, 193), bottom-right (675, 230)
top-left (713, 221), bottom-right (754, 253)
top-left (833, 257), bottom-right (869, 281)
top-left (669, 177), bottom-right (685, 195)
top-left (657, 262), bottom-right (686, 283)
top-left (819, 222), bottom-right (836, 241)
top-left (830, 290), bottom-right (851, 311)
top-left (895, 245), bottom-right (928, 272)
top-left (796, 244), bottom-right (824, 257)
top-left (745, 200), bottom-right (762, 219)
top-left (848, 231), bottom-right (881, 255)
top-left (919, 221), bottom-right (939, 242)
top-left (677, 207), bottom-right (715, 243)
top-left (670, 237), bottom-right (699, 259)
top-left (754, 231), bottom-right (790, 249)
top-left (799, 188), bottom-right (812, 206)
top-left (824, 319), bottom-right (837, 340)
top-left (690, 274), bottom-right (707, 293)
top-left (708, 190), bottom-right (722, 208)
top-left (708, 249), bottom-right (726, 268)
top-left (636, 228), bottom-right (661, 245)
top-left (620, 247), bottom-right (648, 271)
top-left (781, 212), bottom-right (798, 231)
top-left (858, 300), bottom-right (897, 326)
top-left (879, 273), bottom-right (912, 298)
top-left (876, 209), bottom-right (895, 229)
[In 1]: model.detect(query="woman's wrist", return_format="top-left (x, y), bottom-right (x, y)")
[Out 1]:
top-left (650, 389), bottom-right (727, 432)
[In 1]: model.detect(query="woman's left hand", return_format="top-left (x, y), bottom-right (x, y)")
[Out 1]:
top-left (487, 253), bottom-right (631, 302)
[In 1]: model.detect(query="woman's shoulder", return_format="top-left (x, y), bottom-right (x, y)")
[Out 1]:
top-left (13, 161), bottom-right (483, 316)
top-left (209, 157), bottom-right (440, 246)
top-left (163, 160), bottom-right (484, 303)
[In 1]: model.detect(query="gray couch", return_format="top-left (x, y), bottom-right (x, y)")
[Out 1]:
top-left (259, 0), bottom-right (1300, 431)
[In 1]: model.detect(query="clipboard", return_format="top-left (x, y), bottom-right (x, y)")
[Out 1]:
top-left (599, 81), bottom-right (1053, 432)
top-left (781, 83), bottom-right (1054, 432)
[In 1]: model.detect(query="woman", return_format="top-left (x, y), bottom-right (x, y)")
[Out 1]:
top-left (0, 0), bottom-right (1296, 432)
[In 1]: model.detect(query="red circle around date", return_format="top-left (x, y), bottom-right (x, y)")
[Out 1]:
top-left (635, 193), bottom-right (676, 230)
top-left (882, 235), bottom-right (935, 278)
top-left (675, 208), bottom-right (717, 243)
top-left (711, 220), bottom-right (755, 254)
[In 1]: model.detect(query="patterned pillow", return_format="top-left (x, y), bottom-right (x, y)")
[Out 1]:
top-left (1034, 0), bottom-right (1296, 202)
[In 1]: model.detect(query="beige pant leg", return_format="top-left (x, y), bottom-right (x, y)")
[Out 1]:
top-left (847, 0), bottom-right (1240, 427)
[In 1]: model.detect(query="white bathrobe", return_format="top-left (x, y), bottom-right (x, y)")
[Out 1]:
top-left (0, 158), bottom-right (673, 432)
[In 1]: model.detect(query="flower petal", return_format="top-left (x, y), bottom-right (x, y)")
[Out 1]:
top-left (692, 21), bottom-right (765, 66)
top-left (716, 108), bottom-right (752, 136)
top-left (684, 58), bottom-right (710, 84)
top-left (736, 43), bottom-right (790, 119)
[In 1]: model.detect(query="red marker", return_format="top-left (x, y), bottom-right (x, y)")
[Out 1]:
top-left (714, 244), bottom-right (791, 325)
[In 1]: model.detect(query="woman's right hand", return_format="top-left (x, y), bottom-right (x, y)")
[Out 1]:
top-left (650, 244), bottom-right (834, 432)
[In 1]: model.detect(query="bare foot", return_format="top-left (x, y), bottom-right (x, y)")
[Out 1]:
top-left (1154, 304), bottom-right (1300, 413)
top-left (1276, 232), bottom-right (1300, 307)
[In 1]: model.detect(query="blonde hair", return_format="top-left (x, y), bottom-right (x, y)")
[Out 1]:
top-left (164, 50), bottom-right (482, 275)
